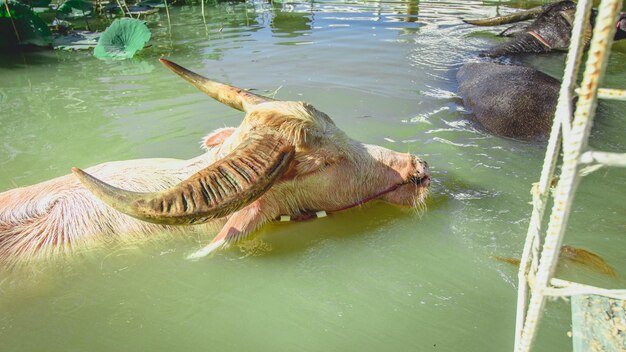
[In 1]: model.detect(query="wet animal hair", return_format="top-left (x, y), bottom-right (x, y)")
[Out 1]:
top-left (457, 62), bottom-right (561, 140)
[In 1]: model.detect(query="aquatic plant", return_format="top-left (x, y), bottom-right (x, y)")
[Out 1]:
top-left (0, 0), bottom-right (51, 48)
top-left (26, 0), bottom-right (52, 8)
top-left (93, 17), bottom-right (151, 59)
top-left (496, 245), bottom-right (618, 277)
top-left (136, 0), bottom-right (166, 8)
top-left (53, 30), bottom-right (100, 50)
top-left (56, 0), bottom-right (93, 19)
top-left (126, 5), bottom-right (159, 16)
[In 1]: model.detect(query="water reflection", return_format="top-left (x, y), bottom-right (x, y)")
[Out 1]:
top-left (403, 0), bottom-right (419, 23)
top-left (271, 3), bottom-right (313, 38)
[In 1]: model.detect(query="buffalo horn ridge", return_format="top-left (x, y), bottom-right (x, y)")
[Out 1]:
top-left (72, 130), bottom-right (295, 225)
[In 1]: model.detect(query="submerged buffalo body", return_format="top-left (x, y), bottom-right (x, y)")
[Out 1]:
top-left (0, 59), bottom-right (430, 264)
top-left (465, 0), bottom-right (626, 57)
top-left (457, 62), bottom-right (560, 140)
top-left (458, 1), bottom-right (626, 140)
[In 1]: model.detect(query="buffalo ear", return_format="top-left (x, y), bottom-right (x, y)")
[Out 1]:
top-left (616, 15), bottom-right (626, 41)
top-left (202, 127), bottom-right (236, 150)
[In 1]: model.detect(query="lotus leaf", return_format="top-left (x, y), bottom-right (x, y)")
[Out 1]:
top-left (57, 0), bottom-right (93, 19)
top-left (93, 18), bottom-right (151, 60)
top-left (0, 0), bottom-right (51, 47)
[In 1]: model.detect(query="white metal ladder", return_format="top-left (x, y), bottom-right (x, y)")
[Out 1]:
top-left (513, 0), bottom-right (626, 351)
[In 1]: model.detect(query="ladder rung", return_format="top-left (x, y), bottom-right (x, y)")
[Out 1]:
top-left (574, 87), bottom-right (626, 100)
top-left (544, 278), bottom-right (626, 300)
top-left (597, 88), bottom-right (626, 101)
top-left (579, 151), bottom-right (626, 167)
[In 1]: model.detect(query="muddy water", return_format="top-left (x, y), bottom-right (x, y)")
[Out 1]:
top-left (1, 1), bottom-right (625, 351)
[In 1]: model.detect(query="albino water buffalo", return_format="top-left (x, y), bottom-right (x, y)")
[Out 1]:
top-left (0, 59), bottom-right (430, 265)
top-left (465, 1), bottom-right (626, 57)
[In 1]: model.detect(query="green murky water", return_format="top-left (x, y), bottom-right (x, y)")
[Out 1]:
top-left (1, 1), bottom-right (625, 351)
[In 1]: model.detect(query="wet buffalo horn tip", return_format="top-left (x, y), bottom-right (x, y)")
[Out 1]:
top-left (463, 6), bottom-right (545, 26)
top-left (158, 58), bottom-right (273, 112)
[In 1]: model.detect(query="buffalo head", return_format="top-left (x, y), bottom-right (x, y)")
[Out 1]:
top-left (0, 59), bottom-right (430, 263)
top-left (465, 1), bottom-right (626, 57)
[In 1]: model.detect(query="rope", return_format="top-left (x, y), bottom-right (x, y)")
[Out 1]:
top-left (275, 183), bottom-right (404, 222)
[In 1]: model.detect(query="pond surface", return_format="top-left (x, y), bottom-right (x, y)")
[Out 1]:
top-left (1, 0), bottom-right (625, 351)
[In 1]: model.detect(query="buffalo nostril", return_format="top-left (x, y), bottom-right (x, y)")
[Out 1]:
top-left (408, 174), bottom-right (430, 187)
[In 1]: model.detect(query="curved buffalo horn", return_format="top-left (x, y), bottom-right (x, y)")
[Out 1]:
top-left (159, 58), bottom-right (273, 112)
top-left (72, 130), bottom-right (295, 225)
top-left (463, 5), bottom-right (545, 26)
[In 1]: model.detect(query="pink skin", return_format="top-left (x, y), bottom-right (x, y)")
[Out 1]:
top-left (203, 143), bottom-right (430, 253)
top-left (0, 113), bottom-right (429, 263)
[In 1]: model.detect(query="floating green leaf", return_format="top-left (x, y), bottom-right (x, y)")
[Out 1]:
top-left (57, 0), bottom-right (93, 19)
top-left (93, 18), bottom-right (151, 60)
top-left (126, 5), bottom-right (159, 16)
top-left (0, 0), bottom-right (51, 48)
top-left (53, 30), bottom-right (100, 50)
top-left (136, 0), bottom-right (166, 9)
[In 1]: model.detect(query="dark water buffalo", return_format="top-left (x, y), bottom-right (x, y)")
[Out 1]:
top-left (465, 1), bottom-right (626, 57)
top-left (457, 1), bottom-right (626, 140)
top-left (457, 62), bottom-right (560, 140)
